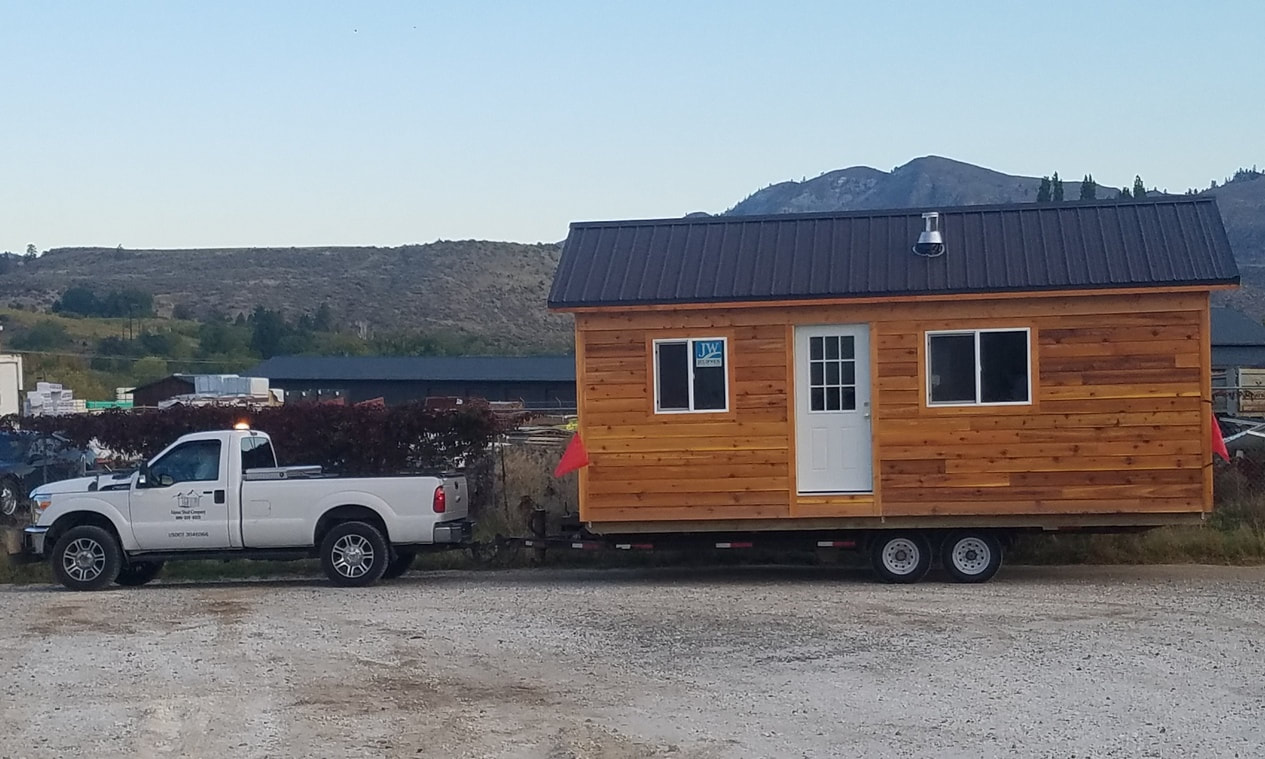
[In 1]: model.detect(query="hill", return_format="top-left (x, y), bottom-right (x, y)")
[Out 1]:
top-left (0, 241), bottom-right (571, 353)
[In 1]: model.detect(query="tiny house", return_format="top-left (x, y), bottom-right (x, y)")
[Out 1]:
top-left (547, 198), bottom-right (1240, 582)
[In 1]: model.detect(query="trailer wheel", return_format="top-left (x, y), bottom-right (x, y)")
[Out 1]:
top-left (320, 521), bottom-right (388, 587)
top-left (942, 531), bottom-right (1003, 583)
top-left (50, 525), bottom-right (123, 591)
top-left (870, 532), bottom-right (931, 584)
top-left (381, 549), bottom-right (415, 580)
top-left (115, 561), bottom-right (165, 587)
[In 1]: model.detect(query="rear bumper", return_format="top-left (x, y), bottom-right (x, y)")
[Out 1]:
top-left (432, 520), bottom-right (474, 545)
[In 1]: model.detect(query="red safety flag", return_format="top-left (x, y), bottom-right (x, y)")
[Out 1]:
top-left (1212, 411), bottom-right (1230, 462)
top-left (554, 434), bottom-right (590, 477)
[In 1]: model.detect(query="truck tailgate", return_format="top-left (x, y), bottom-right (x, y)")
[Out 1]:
top-left (439, 475), bottom-right (469, 521)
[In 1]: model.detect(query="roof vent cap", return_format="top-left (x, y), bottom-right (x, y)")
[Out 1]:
top-left (914, 212), bottom-right (945, 257)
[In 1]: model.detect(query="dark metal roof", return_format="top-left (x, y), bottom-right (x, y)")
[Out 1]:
top-left (1211, 308), bottom-right (1265, 347)
top-left (247, 355), bottom-right (576, 383)
top-left (548, 198), bottom-right (1239, 308)
top-left (1213, 346), bottom-right (1265, 369)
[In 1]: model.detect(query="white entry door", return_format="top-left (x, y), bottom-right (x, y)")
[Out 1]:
top-left (794, 324), bottom-right (872, 493)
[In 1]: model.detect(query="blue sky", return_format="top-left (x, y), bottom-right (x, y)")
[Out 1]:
top-left (1, 1), bottom-right (1260, 252)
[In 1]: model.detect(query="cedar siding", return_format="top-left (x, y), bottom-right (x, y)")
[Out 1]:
top-left (575, 289), bottom-right (1210, 526)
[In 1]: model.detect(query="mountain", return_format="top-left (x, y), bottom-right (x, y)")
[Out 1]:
top-left (0, 241), bottom-right (572, 353)
top-left (727, 156), bottom-right (1121, 216)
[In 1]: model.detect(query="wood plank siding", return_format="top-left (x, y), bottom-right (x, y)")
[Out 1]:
top-left (574, 290), bottom-right (1211, 526)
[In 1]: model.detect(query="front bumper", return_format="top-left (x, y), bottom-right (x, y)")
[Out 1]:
top-left (1, 525), bottom-right (48, 564)
top-left (433, 519), bottom-right (474, 545)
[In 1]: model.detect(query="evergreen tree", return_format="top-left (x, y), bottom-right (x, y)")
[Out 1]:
top-left (1037, 176), bottom-right (1052, 203)
top-left (1133, 175), bottom-right (1145, 199)
top-left (1052, 172), bottom-right (1064, 202)
top-left (1080, 174), bottom-right (1097, 200)
top-left (1120, 187), bottom-right (1132, 199)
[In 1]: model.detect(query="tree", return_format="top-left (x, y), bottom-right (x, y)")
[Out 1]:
top-left (131, 356), bottom-right (169, 386)
top-left (1080, 174), bottom-right (1097, 200)
top-left (24, 244), bottom-right (37, 260)
top-left (1052, 172), bottom-right (1064, 202)
top-left (53, 286), bottom-right (100, 316)
top-left (10, 321), bottom-right (71, 351)
top-left (1120, 187), bottom-right (1132, 199)
top-left (1037, 176), bottom-right (1052, 203)
top-left (1133, 175), bottom-right (1146, 199)
top-left (313, 303), bottom-right (334, 333)
top-left (249, 306), bottom-right (288, 358)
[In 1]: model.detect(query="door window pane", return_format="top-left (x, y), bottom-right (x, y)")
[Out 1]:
top-left (150, 440), bottom-right (222, 484)
top-left (807, 333), bottom-right (859, 413)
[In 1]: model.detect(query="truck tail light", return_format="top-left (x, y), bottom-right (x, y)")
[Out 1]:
top-left (432, 485), bottom-right (446, 514)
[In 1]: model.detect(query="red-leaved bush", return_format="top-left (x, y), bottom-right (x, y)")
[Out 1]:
top-left (2, 402), bottom-right (516, 475)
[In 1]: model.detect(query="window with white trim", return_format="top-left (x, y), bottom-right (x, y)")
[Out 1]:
top-left (654, 337), bottom-right (728, 413)
top-left (927, 328), bottom-right (1030, 406)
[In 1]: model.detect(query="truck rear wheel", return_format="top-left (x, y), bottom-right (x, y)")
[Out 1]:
top-left (50, 525), bottom-right (123, 591)
top-left (942, 531), bottom-right (1003, 583)
top-left (870, 532), bottom-right (932, 584)
top-left (116, 560), bottom-right (165, 587)
top-left (320, 521), bottom-right (389, 587)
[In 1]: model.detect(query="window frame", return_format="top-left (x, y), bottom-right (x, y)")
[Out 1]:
top-left (652, 336), bottom-right (730, 414)
top-left (925, 327), bottom-right (1032, 407)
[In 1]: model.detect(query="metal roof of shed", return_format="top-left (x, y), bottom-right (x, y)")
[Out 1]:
top-left (548, 198), bottom-right (1239, 309)
top-left (247, 355), bottom-right (576, 382)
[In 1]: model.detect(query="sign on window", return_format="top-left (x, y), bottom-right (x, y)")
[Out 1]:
top-left (694, 340), bottom-right (724, 368)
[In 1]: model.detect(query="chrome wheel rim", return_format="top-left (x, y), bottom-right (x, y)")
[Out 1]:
top-left (63, 538), bottom-right (106, 582)
top-left (881, 538), bottom-right (921, 576)
top-left (951, 537), bottom-right (992, 576)
top-left (332, 534), bottom-right (375, 578)
top-left (0, 484), bottom-right (16, 516)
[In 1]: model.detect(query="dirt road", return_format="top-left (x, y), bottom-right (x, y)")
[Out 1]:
top-left (1, 565), bottom-right (1263, 758)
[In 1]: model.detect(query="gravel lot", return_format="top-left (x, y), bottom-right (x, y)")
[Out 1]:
top-left (1, 564), bottom-right (1263, 758)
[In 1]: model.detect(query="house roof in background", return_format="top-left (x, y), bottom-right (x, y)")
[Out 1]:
top-left (1211, 307), bottom-right (1265, 346)
top-left (548, 197), bottom-right (1240, 309)
top-left (247, 355), bottom-right (576, 382)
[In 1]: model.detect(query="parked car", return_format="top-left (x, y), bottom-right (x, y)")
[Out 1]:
top-left (0, 431), bottom-right (92, 518)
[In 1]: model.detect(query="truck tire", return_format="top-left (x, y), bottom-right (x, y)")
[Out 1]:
top-left (320, 521), bottom-right (389, 587)
top-left (50, 525), bottom-right (123, 591)
top-left (942, 531), bottom-right (1003, 583)
top-left (381, 549), bottom-right (416, 580)
top-left (115, 560), bottom-right (165, 587)
top-left (1, 477), bottom-right (21, 517)
top-left (870, 532), bottom-right (932, 584)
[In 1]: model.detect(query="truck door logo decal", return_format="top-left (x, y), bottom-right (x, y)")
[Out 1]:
top-left (175, 490), bottom-right (202, 509)
top-left (171, 490), bottom-right (207, 521)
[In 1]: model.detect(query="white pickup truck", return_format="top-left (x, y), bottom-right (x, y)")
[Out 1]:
top-left (10, 427), bottom-right (471, 590)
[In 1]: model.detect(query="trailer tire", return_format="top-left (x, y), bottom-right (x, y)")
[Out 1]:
top-left (50, 525), bottom-right (123, 591)
top-left (115, 561), bottom-right (165, 587)
top-left (320, 521), bottom-right (389, 587)
top-left (942, 531), bottom-right (1003, 583)
top-left (870, 532), bottom-right (932, 584)
top-left (381, 549), bottom-right (416, 580)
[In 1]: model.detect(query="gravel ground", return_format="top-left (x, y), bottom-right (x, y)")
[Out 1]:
top-left (1, 564), bottom-right (1263, 759)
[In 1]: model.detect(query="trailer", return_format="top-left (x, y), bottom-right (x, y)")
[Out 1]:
top-left (544, 198), bottom-right (1240, 582)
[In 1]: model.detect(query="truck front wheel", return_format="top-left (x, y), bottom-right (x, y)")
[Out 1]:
top-left (50, 525), bottom-right (123, 591)
top-left (320, 521), bottom-right (389, 587)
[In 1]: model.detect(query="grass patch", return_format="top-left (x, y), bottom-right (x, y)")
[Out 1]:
top-left (1011, 526), bottom-right (1265, 565)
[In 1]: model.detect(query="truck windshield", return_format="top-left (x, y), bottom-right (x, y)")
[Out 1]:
top-left (241, 436), bottom-right (278, 470)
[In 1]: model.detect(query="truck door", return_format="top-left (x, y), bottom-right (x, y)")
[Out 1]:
top-left (129, 439), bottom-right (233, 550)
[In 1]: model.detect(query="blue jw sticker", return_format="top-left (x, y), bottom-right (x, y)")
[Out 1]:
top-left (694, 340), bottom-right (724, 368)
